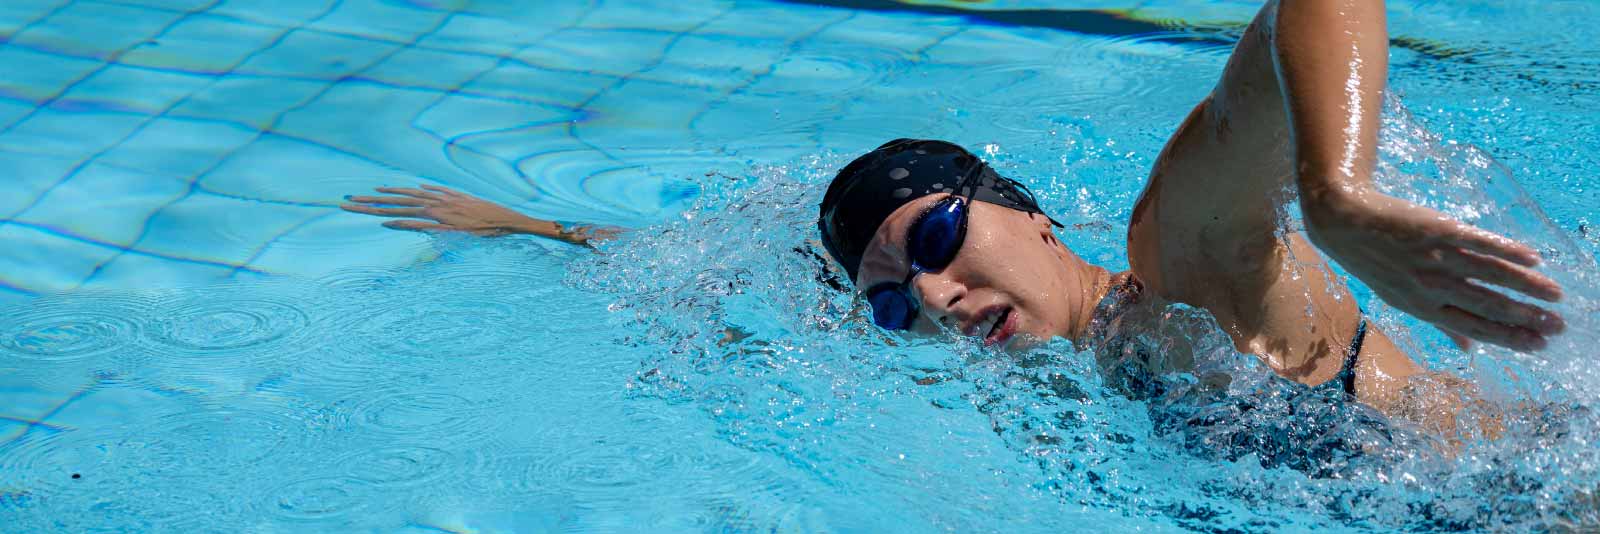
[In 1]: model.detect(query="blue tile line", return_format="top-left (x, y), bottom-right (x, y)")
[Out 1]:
top-left (0, 36), bottom-right (590, 111)
top-left (0, 276), bottom-right (39, 296)
top-left (0, 378), bottom-right (98, 447)
top-left (406, 2), bottom-right (601, 207)
top-left (0, 1), bottom-right (74, 52)
top-left (493, 8), bottom-right (736, 218)
top-left (682, 11), bottom-right (857, 136)
top-left (0, 414), bottom-right (70, 432)
top-left (0, 1), bottom-right (223, 238)
top-left (0, 1), bottom-right (202, 135)
top-left (86, 4), bottom-right (468, 286)
top-left (68, 0), bottom-right (358, 288)
top-left (2, 219), bottom-right (270, 274)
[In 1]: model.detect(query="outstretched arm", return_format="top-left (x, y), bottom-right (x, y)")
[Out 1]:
top-left (341, 185), bottom-right (622, 248)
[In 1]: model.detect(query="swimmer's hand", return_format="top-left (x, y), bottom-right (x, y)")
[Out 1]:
top-left (341, 185), bottom-right (620, 247)
top-left (1302, 186), bottom-right (1565, 352)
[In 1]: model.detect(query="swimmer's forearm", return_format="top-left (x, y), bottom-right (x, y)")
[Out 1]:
top-left (507, 219), bottom-right (624, 247)
top-left (1272, 0), bottom-right (1389, 202)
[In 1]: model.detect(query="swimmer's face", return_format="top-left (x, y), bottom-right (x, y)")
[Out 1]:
top-left (854, 194), bottom-right (1089, 349)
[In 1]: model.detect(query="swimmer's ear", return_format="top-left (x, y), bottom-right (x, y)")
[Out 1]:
top-left (1029, 213), bottom-right (1064, 249)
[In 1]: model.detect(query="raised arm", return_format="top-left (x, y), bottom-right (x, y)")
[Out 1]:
top-left (1271, 0), bottom-right (1564, 351)
top-left (1141, 0), bottom-right (1563, 352)
top-left (341, 185), bottom-right (621, 248)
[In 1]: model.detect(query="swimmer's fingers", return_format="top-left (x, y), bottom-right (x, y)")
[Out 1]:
top-left (381, 220), bottom-right (452, 233)
top-left (340, 203), bottom-right (427, 218)
top-left (374, 187), bottom-right (445, 201)
top-left (1425, 273), bottom-right (1564, 336)
top-left (1438, 220), bottom-right (1541, 268)
top-left (420, 184), bottom-right (464, 197)
top-left (346, 195), bottom-right (429, 207)
top-left (1434, 305), bottom-right (1547, 353)
top-left (1441, 247), bottom-right (1564, 303)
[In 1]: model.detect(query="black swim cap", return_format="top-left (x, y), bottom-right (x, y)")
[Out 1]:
top-left (817, 138), bottom-right (1062, 284)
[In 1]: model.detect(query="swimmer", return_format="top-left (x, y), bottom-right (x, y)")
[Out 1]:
top-left (342, 0), bottom-right (1565, 432)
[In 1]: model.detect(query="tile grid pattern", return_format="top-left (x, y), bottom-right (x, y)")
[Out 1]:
top-left (0, 0), bottom-right (942, 296)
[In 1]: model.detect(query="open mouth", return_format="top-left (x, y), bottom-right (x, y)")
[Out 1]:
top-left (980, 307), bottom-right (1014, 346)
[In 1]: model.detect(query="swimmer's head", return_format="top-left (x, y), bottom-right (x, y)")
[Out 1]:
top-left (818, 139), bottom-right (1104, 347)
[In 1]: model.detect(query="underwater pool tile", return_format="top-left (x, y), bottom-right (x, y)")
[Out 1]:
top-left (413, 92), bottom-right (575, 143)
top-left (246, 213), bottom-right (431, 278)
top-left (209, 0), bottom-right (334, 29)
top-left (363, 46), bottom-right (499, 93)
top-left (579, 78), bottom-right (721, 143)
top-left (77, 251), bottom-right (238, 289)
top-left (811, 10), bottom-right (955, 52)
top-left (639, 33), bottom-right (787, 86)
top-left (0, 46), bottom-right (104, 105)
top-left (20, 162), bottom-right (189, 244)
top-left (304, 0), bottom-right (454, 43)
top-left (0, 0), bottom-right (66, 35)
top-left (516, 27), bottom-right (681, 78)
top-left (233, 29), bottom-right (400, 80)
top-left (693, 3), bottom-right (838, 40)
top-left (462, 63), bottom-right (614, 109)
top-left (6, 1), bottom-right (182, 60)
top-left (576, 0), bottom-right (723, 33)
top-left (200, 134), bottom-right (417, 204)
top-left (59, 64), bottom-right (213, 115)
top-left (0, 109), bottom-right (148, 158)
top-left (98, 117), bottom-right (258, 179)
top-left (0, 149), bottom-right (79, 217)
top-left (167, 76), bottom-right (326, 130)
top-left (122, 194), bottom-right (324, 264)
top-left (118, 13), bottom-right (286, 74)
top-left (417, 11), bottom-right (573, 57)
top-left (918, 25), bottom-right (1077, 66)
top-left (40, 386), bottom-right (190, 431)
top-left (275, 83), bottom-right (480, 183)
top-left (0, 224), bottom-right (121, 293)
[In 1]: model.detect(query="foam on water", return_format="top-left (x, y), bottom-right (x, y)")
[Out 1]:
top-left (564, 94), bottom-right (1600, 532)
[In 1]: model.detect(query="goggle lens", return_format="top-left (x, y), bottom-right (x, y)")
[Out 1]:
top-left (867, 196), bottom-right (970, 331)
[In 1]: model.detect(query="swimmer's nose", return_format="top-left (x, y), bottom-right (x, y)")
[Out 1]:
top-left (911, 271), bottom-right (966, 327)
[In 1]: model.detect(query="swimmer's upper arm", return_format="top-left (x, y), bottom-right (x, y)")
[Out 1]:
top-left (1145, 1), bottom-right (1295, 252)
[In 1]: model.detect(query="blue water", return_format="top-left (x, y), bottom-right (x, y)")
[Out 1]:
top-left (2, 0), bottom-right (1599, 532)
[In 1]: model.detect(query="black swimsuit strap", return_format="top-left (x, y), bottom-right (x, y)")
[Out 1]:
top-left (1339, 316), bottom-right (1369, 397)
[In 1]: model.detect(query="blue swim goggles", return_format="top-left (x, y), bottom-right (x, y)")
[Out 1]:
top-left (864, 164), bottom-right (983, 331)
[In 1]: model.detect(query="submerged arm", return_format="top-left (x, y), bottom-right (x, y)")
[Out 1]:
top-left (341, 185), bottom-right (622, 248)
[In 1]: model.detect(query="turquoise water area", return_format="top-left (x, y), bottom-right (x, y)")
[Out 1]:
top-left (2, 0), bottom-right (1599, 532)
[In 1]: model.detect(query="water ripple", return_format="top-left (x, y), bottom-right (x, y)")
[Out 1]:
top-left (266, 477), bottom-right (369, 522)
top-left (337, 444), bottom-right (467, 488)
top-left (332, 388), bottom-right (492, 444)
top-left (144, 296), bottom-right (311, 354)
top-left (0, 294), bottom-right (148, 363)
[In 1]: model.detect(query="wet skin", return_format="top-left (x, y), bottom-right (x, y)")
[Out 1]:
top-left (854, 0), bottom-right (1567, 428)
top-left (344, 0), bottom-right (1568, 432)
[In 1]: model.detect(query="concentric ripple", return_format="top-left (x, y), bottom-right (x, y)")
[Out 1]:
top-left (149, 408), bottom-right (307, 466)
top-left (0, 295), bottom-right (148, 363)
top-left (144, 296), bottom-right (311, 354)
top-left (332, 388), bottom-right (492, 444)
top-left (337, 444), bottom-right (466, 488)
top-left (348, 300), bottom-right (528, 359)
top-left (266, 477), bottom-right (369, 522)
top-left (0, 429), bottom-right (192, 502)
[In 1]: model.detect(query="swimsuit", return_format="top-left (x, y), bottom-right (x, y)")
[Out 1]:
top-left (1331, 316), bottom-right (1369, 398)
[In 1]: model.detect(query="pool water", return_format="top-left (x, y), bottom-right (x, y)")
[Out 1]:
top-left (2, 0), bottom-right (1598, 532)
